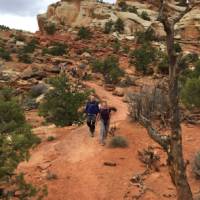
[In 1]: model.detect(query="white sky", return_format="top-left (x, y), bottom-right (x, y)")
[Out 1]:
top-left (0, 0), bottom-right (116, 32)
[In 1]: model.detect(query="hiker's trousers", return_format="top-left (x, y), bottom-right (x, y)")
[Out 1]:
top-left (100, 119), bottom-right (110, 144)
top-left (87, 114), bottom-right (96, 134)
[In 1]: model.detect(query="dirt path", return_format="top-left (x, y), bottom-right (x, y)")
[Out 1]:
top-left (19, 81), bottom-right (200, 200)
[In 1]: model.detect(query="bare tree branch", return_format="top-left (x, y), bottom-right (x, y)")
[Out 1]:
top-left (139, 115), bottom-right (170, 151)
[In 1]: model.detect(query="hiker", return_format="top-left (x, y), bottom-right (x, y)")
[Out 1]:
top-left (85, 96), bottom-right (100, 137)
top-left (99, 101), bottom-right (117, 145)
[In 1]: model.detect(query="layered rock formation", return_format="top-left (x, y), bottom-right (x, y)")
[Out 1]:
top-left (37, 0), bottom-right (200, 41)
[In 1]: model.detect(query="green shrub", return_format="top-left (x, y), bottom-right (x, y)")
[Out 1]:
top-left (128, 6), bottom-right (138, 14)
top-left (48, 43), bottom-right (68, 56)
top-left (118, 1), bottom-right (128, 11)
top-left (0, 48), bottom-right (11, 61)
top-left (174, 43), bottom-right (182, 53)
top-left (158, 54), bottom-right (169, 74)
top-left (0, 87), bottom-right (41, 199)
top-left (112, 39), bottom-right (121, 53)
top-left (135, 28), bottom-right (156, 44)
top-left (130, 43), bottom-right (156, 74)
top-left (47, 136), bottom-right (56, 142)
top-left (181, 78), bottom-right (200, 108)
top-left (78, 27), bottom-right (92, 39)
top-left (140, 11), bottom-right (151, 21)
top-left (23, 38), bottom-right (38, 53)
top-left (92, 56), bottom-right (124, 84)
top-left (39, 75), bottom-right (89, 126)
top-left (17, 52), bottom-right (32, 63)
top-left (104, 20), bottom-right (114, 34)
top-left (44, 23), bottom-right (56, 35)
top-left (0, 24), bottom-right (10, 31)
top-left (114, 18), bottom-right (124, 33)
top-left (109, 136), bottom-right (128, 148)
top-left (193, 151), bottom-right (200, 179)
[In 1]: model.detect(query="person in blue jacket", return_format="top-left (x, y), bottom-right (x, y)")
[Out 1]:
top-left (85, 96), bottom-right (100, 137)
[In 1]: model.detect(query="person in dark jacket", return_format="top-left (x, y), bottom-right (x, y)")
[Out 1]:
top-left (99, 101), bottom-right (117, 145)
top-left (85, 96), bottom-right (100, 137)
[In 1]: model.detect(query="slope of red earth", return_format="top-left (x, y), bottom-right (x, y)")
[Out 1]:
top-left (18, 81), bottom-right (200, 200)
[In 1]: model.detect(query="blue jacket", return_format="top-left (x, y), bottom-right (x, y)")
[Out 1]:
top-left (85, 101), bottom-right (100, 115)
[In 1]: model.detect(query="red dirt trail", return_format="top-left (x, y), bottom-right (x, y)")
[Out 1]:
top-left (19, 81), bottom-right (200, 200)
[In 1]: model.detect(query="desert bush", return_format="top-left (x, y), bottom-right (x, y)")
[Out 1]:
top-left (47, 136), bottom-right (56, 142)
top-left (140, 11), bottom-right (151, 21)
top-left (48, 43), bottom-right (68, 56)
top-left (128, 6), bottom-right (138, 14)
top-left (135, 28), bottom-right (156, 44)
top-left (23, 38), bottom-right (38, 53)
top-left (109, 136), bottom-right (128, 148)
top-left (193, 152), bottom-right (200, 179)
top-left (39, 75), bottom-right (89, 126)
top-left (0, 87), bottom-right (42, 199)
top-left (128, 87), bottom-right (170, 125)
top-left (181, 78), bottom-right (200, 108)
top-left (78, 27), bottom-right (92, 39)
top-left (0, 47), bottom-right (11, 61)
top-left (112, 39), bottom-right (121, 53)
top-left (17, 52), bottom-right (32, 63)
top-left (0, 24), bottom-right (10, 31)
top-left (158, 54), bottom-right (169, 74)
top-left (118, 1), bottom-right (128, 11)
top-left (130, 43), bottom-right (156, 74)
top-left (114, 18), bottom-right (124, 33)
top-left (174, 43), bottom-right (182, 53)
top-left (44, 23), bottom-right (56, 35)
top-left (104, 20), bottom-right (114, 34)
top-left (91, 55), bottom-right (124, 84)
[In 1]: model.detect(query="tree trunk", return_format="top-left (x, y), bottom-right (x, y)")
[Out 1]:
top-left (166, 22), bottom-right (193, 200)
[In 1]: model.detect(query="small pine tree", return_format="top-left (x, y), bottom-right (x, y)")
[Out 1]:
top-left (0, 87), bottom-right (42, 199)
top-left (114, 18), bottom-right (124, 33)
top-left (44, 23), bottom-right (57, 35)
top-left (104, 20), bottom-right (114, 34)
top-left (39, 75), bottom-right (89, 126)
top-left (78, 27), bottom-right (92, 39)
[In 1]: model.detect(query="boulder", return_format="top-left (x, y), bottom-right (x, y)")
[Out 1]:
top-left (21, 66), bottom-right (46, 80)
top-left (113, 87), bottom-right (124, 97)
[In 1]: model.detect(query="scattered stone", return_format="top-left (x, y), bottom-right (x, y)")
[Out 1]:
top-left (103, 162), bottom-right (117, 167)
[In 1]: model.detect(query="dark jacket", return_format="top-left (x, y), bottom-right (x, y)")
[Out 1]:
top-left (85, 101), bottom-right (100, 115)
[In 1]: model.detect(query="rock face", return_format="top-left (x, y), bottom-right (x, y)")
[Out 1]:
top-left (37, 0), bottom-right (200, 41)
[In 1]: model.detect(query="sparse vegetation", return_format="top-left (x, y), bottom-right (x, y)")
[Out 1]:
top-left (39, 75), bottom-right (89, 127)
top-left (130, 43), bottom-right (156, 74)
top-left (47, 136), bottom-right (56, 142)
top-left (78, 27), bottom-right (92, 39)
top-left (104, 20), bottom-right (114, 34)
top-left (181, 78), bottom-right (200, 108)
top-left (140, 11), bottom-right (151, 21)
top-left (0, 24), bottom-right (10, 31)
top-left (0, 87), bottom-right (42, 199)
top-left (158, 54), bottom-right (169, 74)
top-left (112, 39), bottom-right (121, 53)
top-left (109, 136), bottom-right (128, 148)
top-left (118, 1), bottom-right (128, 11)
top-left (92, 55), bottom-right (124, 84)
top-left (114, 18), bottom-right (124, 33)
top-left (135, 28), bottom-right (156, 44)
top-left (0, 47), bottom-right (11, 61)
top-left (193, 151), bottom-right (200, 179)
top-left (44, 23), bottom-right (57, 35)
top-left (17, 52), bottom-right (32, 63)
top-left (43, 42), bottom-right (68, 56)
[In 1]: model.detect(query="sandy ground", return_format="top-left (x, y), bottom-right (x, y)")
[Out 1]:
top-left (18, 81), bottom-right (200, 200)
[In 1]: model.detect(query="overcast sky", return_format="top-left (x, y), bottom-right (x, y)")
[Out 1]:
top-left (0, 0), bottom-right (115, 32)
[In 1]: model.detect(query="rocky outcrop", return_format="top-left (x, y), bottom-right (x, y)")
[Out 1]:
top-left (37, 0), bottom-right (200, 42)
